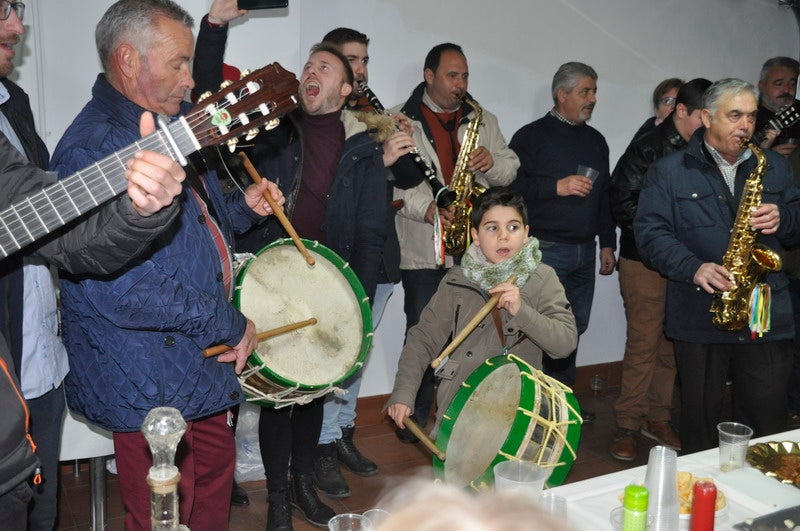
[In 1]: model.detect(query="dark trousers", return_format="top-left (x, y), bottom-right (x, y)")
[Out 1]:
top-left (0, 482), bottom-right (31, 531)
top-left (788, 278), bottom-right (800, 414)
top-left (400, 268), bottom-right (447, 425)
top-left (258, 398), bottom-right (323, 490)
top-left (113, 410), bottom-right (234, 531)
top-left (26, 384), bottom-right (65, 531)
top-left (674, 340), bottom-right (793, 454)
top-left (538, 240), bottom-right (597, 386)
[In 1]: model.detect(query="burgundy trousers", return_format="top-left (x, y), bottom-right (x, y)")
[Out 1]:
top-left (113, 409), bottom-right (234, 531)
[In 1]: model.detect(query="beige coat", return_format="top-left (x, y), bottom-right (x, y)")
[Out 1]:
top-left (387, 264), bottom-right (577, 437)
top-left (390, 98), bottom-right (520, 270)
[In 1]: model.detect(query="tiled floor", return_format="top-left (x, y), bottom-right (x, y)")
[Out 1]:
top-left (54, 387), bottom-right (670, 530)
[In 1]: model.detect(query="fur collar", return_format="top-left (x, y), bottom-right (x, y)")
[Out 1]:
top-left (461, 237), bottom-right (541, 292)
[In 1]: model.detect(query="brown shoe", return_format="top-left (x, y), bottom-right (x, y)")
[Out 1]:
top-left (641, 421), bottom-right (681, 451)
top-left (610, 430), bottom-right (637, 461)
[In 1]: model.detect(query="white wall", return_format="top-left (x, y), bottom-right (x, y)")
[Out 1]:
top-left (14, 0), bottom-right (799, 396)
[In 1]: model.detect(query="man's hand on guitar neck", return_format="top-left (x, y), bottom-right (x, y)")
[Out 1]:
top-left (759, 127), bottom-right (799, 157)
top-left (124, 114), bottom-right (186, 217)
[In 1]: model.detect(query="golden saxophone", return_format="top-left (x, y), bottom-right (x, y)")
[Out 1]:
top-left (443, 98), bottom-right (486, 256)
top-left (710, 139), bottom-right (782, 331)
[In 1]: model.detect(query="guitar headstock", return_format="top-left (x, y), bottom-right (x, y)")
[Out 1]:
top-left (187, 63), bottom-right (299, 149)
top-left (772, 99), bottom-right (800, 130)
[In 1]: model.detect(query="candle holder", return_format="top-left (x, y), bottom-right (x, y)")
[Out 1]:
top-left (141, 406), bottom-right (189, 531)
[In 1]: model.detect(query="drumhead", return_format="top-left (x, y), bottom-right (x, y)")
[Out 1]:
top-left (433, 354), bottom-right (581, 489)
top-left (234, 239), bottom-right (372, 403)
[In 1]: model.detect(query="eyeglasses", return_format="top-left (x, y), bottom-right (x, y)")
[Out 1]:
top-left (0, 1), bottom-right (24, 21)
top-left (659, 96), bottom-right (677, 106)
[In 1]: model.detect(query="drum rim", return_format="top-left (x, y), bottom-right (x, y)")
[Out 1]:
top-left (433, 354), bottom-right (581, 489)
top-left (234, 238), bottom-right (373, 400)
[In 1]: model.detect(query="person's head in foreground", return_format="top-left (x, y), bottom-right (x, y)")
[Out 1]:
top-left (372, 479), bottom-right (569, 531)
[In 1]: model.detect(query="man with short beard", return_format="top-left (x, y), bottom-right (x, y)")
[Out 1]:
top-left (756, 56), bottom-right (800, 157)
top-left (193, 19), bottom-right (387, 526)
top-left (509, 62), bottom-right (616, 396)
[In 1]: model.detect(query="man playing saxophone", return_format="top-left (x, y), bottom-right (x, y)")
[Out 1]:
top-left (390, 42), bottom-right (519, 443)
top-left (635, 78), bottom-right (800, 454)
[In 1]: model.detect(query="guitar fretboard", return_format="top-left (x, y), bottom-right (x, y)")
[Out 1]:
top-left (0, 117), bottom-right (197, 258)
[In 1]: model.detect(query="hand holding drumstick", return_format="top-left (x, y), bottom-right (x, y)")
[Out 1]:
top-left (430, 275), bottom-right (517, 369)
top-left (387, 403), bottom-right (445, 461)
top-left (204, 317), bottom-right (318, 361)
top-left (238, 153), bottom-right (315, 266)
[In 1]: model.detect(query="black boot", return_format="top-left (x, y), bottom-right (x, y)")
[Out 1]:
top-left (290, 473), bottom-right (336, 528)
top-left (231, 479), bottom-right (250, 507)
top-left (266, 488), bottom-right (293, 531)
top-left (336, 426), bottom-right (378, 476)
top-left (313, 442), bottom-right (350, 498)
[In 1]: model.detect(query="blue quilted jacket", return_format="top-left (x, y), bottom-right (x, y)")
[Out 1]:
top-left (51, 75), bottom-right (262, 432)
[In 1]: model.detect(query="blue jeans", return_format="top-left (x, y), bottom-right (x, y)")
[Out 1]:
top-left (319, 283), bottom-right (395, 443)
top-left (538, 240), bottom-right (596, 386)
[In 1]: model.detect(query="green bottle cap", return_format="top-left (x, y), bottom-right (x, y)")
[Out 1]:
top-left (623, 485), bottom-right (649, 511)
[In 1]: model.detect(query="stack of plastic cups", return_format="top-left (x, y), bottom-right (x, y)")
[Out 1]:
top-left (644, 445), bottom-right (679, 531)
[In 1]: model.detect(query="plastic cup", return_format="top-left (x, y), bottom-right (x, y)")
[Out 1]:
top-left (577, 165), bottom-right (600, 182)
top-left (718, 422), bottom-right (753, 472)
top-left (328, 513), bottom-right (372, 531)
top-left (610, 505), bottom-right (655, 531)
top-left (362, 509), bottom-right (390, 527)
top-left (644, 445), bottom-right (679, 531)
top-left (493, 460), bottom-right (549, 498)
top-left (538, 491), bottom-right (567, 520)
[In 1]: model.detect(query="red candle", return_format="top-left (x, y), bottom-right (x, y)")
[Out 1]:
top-left (690, 480), bottom-right (717, 531)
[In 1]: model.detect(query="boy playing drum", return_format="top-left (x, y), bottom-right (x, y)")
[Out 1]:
top-left (386, 186), bottom-right (578, 437)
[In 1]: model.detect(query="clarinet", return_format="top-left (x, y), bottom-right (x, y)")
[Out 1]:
top-left (358, 82), bottom-right (456, 208)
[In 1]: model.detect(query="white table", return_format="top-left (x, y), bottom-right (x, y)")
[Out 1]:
top-left (548, 429), bottom-right (800, 530)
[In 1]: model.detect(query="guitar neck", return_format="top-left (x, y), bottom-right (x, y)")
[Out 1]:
top-left (0, 117), bottom-right (197, 258)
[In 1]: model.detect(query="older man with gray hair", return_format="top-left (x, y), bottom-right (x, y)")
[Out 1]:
top-left (635, 78), bottom-right (800, 453)
top-left (509, 62), bottom-right (616, 399)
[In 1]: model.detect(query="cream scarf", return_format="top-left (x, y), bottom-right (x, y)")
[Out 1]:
top-left (461, 237), bottom-right (541, 292)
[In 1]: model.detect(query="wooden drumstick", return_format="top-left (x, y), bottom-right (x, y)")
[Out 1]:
top-left (430, 275), bottom-right (518, 369)
top-left (237, 152), bottom-right (315, 266)
top-left (203, 318), bottom-right (318, 358)
top-left (404, 417), bottom-right (445, 461)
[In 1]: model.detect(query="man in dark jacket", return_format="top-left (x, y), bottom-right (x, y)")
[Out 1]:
top-left (608, 78), bottom-right (710, 461)
top-left (755, 56), bottom-right (800, 157)
top-left (635, 78), bottom-right (800, 453)
top-left (0, 2), bottom-right (186, 528)
top-left (509, 61), bottom-right (616, 391)
top-left (193, 6), bottom-right (387, 526)
top-left (50, 1), bottom-right (281, 529)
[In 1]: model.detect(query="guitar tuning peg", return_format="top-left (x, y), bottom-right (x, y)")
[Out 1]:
top-left (227, 137), bottom-right (238, 153)
top-left (245, 128), bottom-right (259, 141)
top-left (264, 118), bottom-right (280, 131)
top-left (197, 91), bottom-right (212, 102)
top-left (240, 69), bottom-right (251, 79)
top-left (219, 80), bottom-right (233, 90)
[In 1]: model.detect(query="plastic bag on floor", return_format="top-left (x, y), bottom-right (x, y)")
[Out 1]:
top-left (234, 401), bottom-right (265, 483)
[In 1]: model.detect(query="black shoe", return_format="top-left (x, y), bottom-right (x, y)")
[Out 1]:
top-left (394, 426), bottom-right (419, 444)
top-left (231, 479), bottom-right (250, 507)
top-left (266, 489), bottom-right (292, 531)
top-left (336, 426), bottom-right (378, 476)
top-left (581, 409), bottom-right (596, 424)
top-left (290, 473), bottom-right (336, 528)
top-left (313, 443), bottom-right (350, 498)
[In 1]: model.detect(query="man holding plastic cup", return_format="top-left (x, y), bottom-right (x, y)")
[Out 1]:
top-left (509, 62), bottom-right (616, 397)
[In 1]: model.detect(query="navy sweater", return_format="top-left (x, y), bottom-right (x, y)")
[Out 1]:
top-left (509, 113), bottom-right (616, 249)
